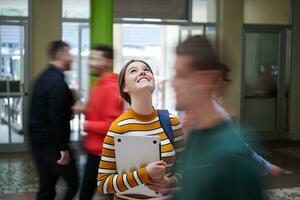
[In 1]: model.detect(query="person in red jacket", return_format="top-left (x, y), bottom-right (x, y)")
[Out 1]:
top-left (74, 44), bottom-right (123, 200)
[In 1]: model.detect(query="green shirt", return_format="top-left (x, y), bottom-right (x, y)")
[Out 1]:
top-left (173, 122), bottom-right (264, 200)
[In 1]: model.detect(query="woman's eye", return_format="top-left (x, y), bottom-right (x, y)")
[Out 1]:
top-left (144, 68), bottom-right (150, 72)
top-left (130, 69), bottom-right (137, 73)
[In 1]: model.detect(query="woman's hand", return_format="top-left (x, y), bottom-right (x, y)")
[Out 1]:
top-left (146, 160), bottom-right (167, 180)
top-left (145, 176), bottom-right (172, 195)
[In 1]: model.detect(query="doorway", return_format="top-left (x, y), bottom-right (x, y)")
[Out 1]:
top-left (241, 25), bottom-right (291, 140)
top-left (0, 23), bottom-right (29, 152)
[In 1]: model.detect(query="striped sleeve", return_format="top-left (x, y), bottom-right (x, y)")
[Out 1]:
top-left (97, 122), bottom-right (151, 194)
top-left (170, 115), bottom-right (185, 159)
top-left (170, 114), bottom-right (185, 184)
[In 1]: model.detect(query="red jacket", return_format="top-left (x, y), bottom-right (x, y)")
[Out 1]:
top-left (83, 73), bottom-right (123, 155)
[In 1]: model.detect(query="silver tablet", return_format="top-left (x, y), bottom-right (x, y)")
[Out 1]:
top-left (114, 135), bottom-right (161, 197)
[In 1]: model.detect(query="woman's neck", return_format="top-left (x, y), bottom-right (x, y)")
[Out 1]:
top-left (130, 93), bottom-right (153, 115)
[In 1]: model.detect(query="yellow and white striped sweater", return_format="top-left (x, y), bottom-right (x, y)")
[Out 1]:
top-left (97, 107), bottom-right (185, 200)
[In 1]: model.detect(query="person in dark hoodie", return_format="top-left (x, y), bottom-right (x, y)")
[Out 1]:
top-left (73, 44), bottom-right (124, 200)
top-left (28, 40), bottom-right (79, 200)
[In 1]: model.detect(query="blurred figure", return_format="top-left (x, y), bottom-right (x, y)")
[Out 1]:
top-left (171, 36), bottom-right (264, 200)
top-left (28, 40), bottom-right (79, 200)
top-left (97, 60), bottom-right (184, 199)
top-left (182, 69), bottom-right (282, 176)
top-left (213, 70), bottom-right (282, 176)
top-left (74, 44), bottom-right (124, 200)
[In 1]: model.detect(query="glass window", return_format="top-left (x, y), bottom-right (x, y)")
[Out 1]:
top-left (62, 22), bottom-right (90, 141)
top-left (114, 24), bottom-right (181, 113)
top-left (0, 0), bottom-right (28, 17)
top-left (0, 97), bottom-right (24, 144)
top-left (62, 22), bottom-right (90, 100)
top-left (205, 26), bottom-right (217, 47)
top-left (244, 0), bottom-right (291, 25)
top-left (0, 25), bottom-right (25, 144)
top-left (0, 25), bottom-right (24, 81)
top-left (192, 0), bottom-right (217, 23)
top-left (63, 0), bottom-right (90, 19)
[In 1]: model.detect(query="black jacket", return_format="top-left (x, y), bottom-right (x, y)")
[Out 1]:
top-left (28, 64), bottom-right (74, 151)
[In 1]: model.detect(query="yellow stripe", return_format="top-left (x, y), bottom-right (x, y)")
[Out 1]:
top-left (173, 129), bottom-right (183, 137)
top-left (107, 175), bottom-right (115, 193)
top-left (117, 174), bottom-right (127, 191)
top-left (161, 143), bottom-right (174, 152)
top-left (174, 140), bottom-right (185, 148)
top-left (102, 148), bottom-right (115, 158)
top-left (99, 160), bottom-right (116, 169)
top-left (127, 172), bottom-right (138, 188)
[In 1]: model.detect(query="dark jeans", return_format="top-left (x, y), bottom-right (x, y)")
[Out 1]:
top-left (79, 153), bottom-right (101, 200)
top-left (33, 148), bottom-right (79, 200)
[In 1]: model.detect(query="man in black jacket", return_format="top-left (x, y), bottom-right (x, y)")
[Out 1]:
top-left (29, 40), bottom-right (79, 200)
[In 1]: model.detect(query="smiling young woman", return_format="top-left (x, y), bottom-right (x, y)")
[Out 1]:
top-left (97, 60), bottom-right (185, 200)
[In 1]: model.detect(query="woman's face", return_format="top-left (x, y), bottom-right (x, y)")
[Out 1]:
top-left (123, 61), bottom-right (154, 96)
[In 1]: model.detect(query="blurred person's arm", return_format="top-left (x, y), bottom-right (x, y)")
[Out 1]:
top-left (97, 122), bottom-right (166, 194)
top-left (214, 100), bottom-right (282, 176)
top-left (245, 143), bottom-right (282, 176)
top-left (72, 101), bottom-right (86, 115)
top-left (84, 85), bottom-right (123, 135)
top-left (48, 82), bottom-right (71, 164)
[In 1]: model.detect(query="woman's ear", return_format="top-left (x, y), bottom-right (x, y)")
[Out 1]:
top-left (123, 85), bottom-right (129, 93)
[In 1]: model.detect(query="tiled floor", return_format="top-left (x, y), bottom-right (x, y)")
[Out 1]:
top-left (0, 141), bottom-right (300, 200)
top-left (0, 152), bottom-right (110, 200)
top-left (267, 187), bottom-right (300, 200)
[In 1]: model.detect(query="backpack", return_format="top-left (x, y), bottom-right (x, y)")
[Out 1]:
top-left (158, 109), bottom-right (174, 146)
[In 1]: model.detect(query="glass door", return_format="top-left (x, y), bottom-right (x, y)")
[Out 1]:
top-left (0, 23), bottom-right (28, 152)
top-left (242, 26), bottom-right (290, 139)
top-left (63, 22), bottom-right (90, 142)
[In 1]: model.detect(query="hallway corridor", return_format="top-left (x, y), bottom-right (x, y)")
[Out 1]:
top-left (0, 141), bottom-right (300, 200)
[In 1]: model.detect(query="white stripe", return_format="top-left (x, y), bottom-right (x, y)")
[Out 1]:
top-left (113, 175), bottom-right (121, 193)
top-left (126, 128), bottom-right (164, 136)
top-left (169, 114), bottom-right (176, 119)
top-left (161, 139), bottom-right (170, 145)
top-left (98, 168), bottom-right (117, 174)
top-left (161, 150), bottom-right (176, 157)
top-left (172, 124), bottom-right (182, 131)
top-left (175, 147), bottom-right (185, 153)
top-left (122, 174), bottom-right (132, 190)
top-left (107, 131), bottom-right (117, 137)
top-left (166, 163), bottom-right (174, 167)
top-left (103, 178), bottom-right (109, 194)
top-left (166, 172), bottom-right (172, 177)
top-left (133, 171), bottom-right (143, 185)
top-left (101, 156), bottom-right (116, 162)
top-left (117, 117), bottom-right (159, 126)
top-left (103, 143), bottom-right (115, 150)
top-left (174, 135), bottom-right (184, 142)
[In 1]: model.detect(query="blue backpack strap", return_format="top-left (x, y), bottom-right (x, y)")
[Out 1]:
top-left (158, 109), bottom-right (174, 146)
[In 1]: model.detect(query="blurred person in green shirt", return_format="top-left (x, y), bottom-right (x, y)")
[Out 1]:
top-left (169, 35), bottom-right (264, 200)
